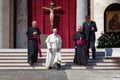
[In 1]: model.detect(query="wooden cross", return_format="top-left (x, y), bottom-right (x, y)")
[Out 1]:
top-left (43, 2), bottom-right (61, 30)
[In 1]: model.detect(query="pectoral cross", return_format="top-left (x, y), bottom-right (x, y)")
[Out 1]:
top-left (43, 2), bottom-right (61, 31)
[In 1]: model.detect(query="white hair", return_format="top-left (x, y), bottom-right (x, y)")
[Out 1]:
top-left (53, 28), bottom-right (57, 32)
top-left (32, 20), bottom-right (37, 24)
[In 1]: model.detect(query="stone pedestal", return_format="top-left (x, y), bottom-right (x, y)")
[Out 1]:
top-left (76, 0), bottom-right (87, 29)
top-left (40, 34), bottom-right (48, 48)
top-left (105, 48), bottom-right (120, 57)
top-left (16, 0), bottom-right (28, 48)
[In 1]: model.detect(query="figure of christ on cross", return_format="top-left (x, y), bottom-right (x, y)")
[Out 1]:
top-left (43, 2), bottom-right (61, 30)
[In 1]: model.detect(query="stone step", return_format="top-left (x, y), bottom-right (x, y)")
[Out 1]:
top-left (0, 49), bottom-right (106, 56)
top-left (0, 56), bottom-right (119, 64)
top-left (0, 49), bottom-right (119, 70)
top-left (0, 62), bottom-right (119, 69)
top-left (0, 60), bottom-right (27, 62)
top-left (0, 66), bottom-right (46, 69)
top-left (88, 59), bottom-right (120, 63)
top-left (0, 53), bottom-right (75, 56)
top-left (0, 52), bottom-right (105, 58)
top-left (0, 66), bottom-right (119, 70)
top-left (69, 66), bottom-right (120, 70)
top-left (0, 59), bottom-right (120, 63)
top-left (0, 56), bottom-right (105, 59)
top-left (0, 48), bottom-right (105, 52)
top-left (0, 51), bottom-right (104, 55)
top-left (0, 62), bottom-right (119, 67)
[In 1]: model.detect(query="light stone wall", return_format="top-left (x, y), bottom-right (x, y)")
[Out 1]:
top-left (0, 0), bottom-right (10, 48)
top-left (91, 0), bottom-right (120, 46)
top-left (76, 0), bottom-right (87, 30)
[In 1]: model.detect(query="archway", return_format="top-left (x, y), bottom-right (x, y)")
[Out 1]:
top-left (104, 3), bottom-right (120, 33)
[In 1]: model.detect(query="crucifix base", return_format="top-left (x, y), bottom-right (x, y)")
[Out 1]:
top-left (51, 23), bottom-right (54, 31)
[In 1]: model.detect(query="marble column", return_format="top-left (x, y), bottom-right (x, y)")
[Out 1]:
top-left (16, 0), bottom-right (28, 48)
top-left (0, 0), bottom-right (10, 48)
top-left (76, 0), bottom-right (87, 30)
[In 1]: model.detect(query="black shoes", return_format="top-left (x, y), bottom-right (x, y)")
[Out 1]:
top-left (92, 55), bottom-right (96, 59)
top-left (53, 62), bottom-right (63, 70)
top-left (28, 61), bottom-right (34, 66)
top-left (48, 67), bottom-right (53, 70)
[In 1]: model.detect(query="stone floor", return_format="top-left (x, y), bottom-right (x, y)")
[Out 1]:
top-left (0, 70), bottom-right (120, 80)
top-left (0, 70), bottom-right (68, 80)
top-left (66, 70), bottom-right (120, 80)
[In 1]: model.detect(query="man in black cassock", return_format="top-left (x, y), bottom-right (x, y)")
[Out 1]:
top-left (26, 21), bottom-right (41, 66)
top-left (83, 15), bottom-right (97, 59)
top-left (73, 26), bottom-right (88, 65)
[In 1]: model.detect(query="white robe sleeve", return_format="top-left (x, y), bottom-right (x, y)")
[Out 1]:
top-left (58, 35), bottom-right (62, 48)
top-left (45, 35), bottom-right (51, 49)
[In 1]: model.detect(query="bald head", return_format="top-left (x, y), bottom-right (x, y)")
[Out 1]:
top-left (53, 28), bottom-right (57, 35)
top-left (32, 20), bottom-right (37, 27)
top-left (77, 25), bottom-right (82, 31)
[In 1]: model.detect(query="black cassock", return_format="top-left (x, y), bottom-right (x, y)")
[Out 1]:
top-left (26, 27), bottom-right (41, 63)
top-left (73, 31), bottom-right (88, 65)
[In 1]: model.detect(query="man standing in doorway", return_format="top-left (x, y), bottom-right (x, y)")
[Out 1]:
top-left (83, 15), bottom-right (97, 59)
top-left (26, 21), bottom-right (41, 66)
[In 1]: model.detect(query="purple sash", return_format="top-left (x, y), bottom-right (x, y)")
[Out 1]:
top-left (76, 40), bottom-right (85, 44)
top-left (33, 34), bottom-right (42, 57)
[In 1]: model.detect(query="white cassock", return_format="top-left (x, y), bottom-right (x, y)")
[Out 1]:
top-left (45, 33), bottom-right (62, 68)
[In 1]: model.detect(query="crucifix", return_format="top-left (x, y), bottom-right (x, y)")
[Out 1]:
top-left (43, 1), bottom-right (61, 30)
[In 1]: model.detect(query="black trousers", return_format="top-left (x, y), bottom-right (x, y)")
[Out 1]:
top-left (86, 39), bottom-right (96, 58)
top-left (28, 39), bottom-right (38, 63)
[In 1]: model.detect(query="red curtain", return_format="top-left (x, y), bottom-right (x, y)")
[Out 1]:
top-left (28, 0), bottom-right (76, 48)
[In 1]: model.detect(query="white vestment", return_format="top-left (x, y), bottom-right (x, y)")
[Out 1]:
top-left (45, 34), bottom-right (62, 68)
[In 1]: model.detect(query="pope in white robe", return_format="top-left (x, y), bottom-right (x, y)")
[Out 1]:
top-left (45, 28), bottom-right (62, 69)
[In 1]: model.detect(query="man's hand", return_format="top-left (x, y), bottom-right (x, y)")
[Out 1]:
top-left (75, 46), bottom-right (77, 48)
top-left (33, 31), bottom-right (37, 35)
top-left (92, 27), bottom-right (95, 30)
